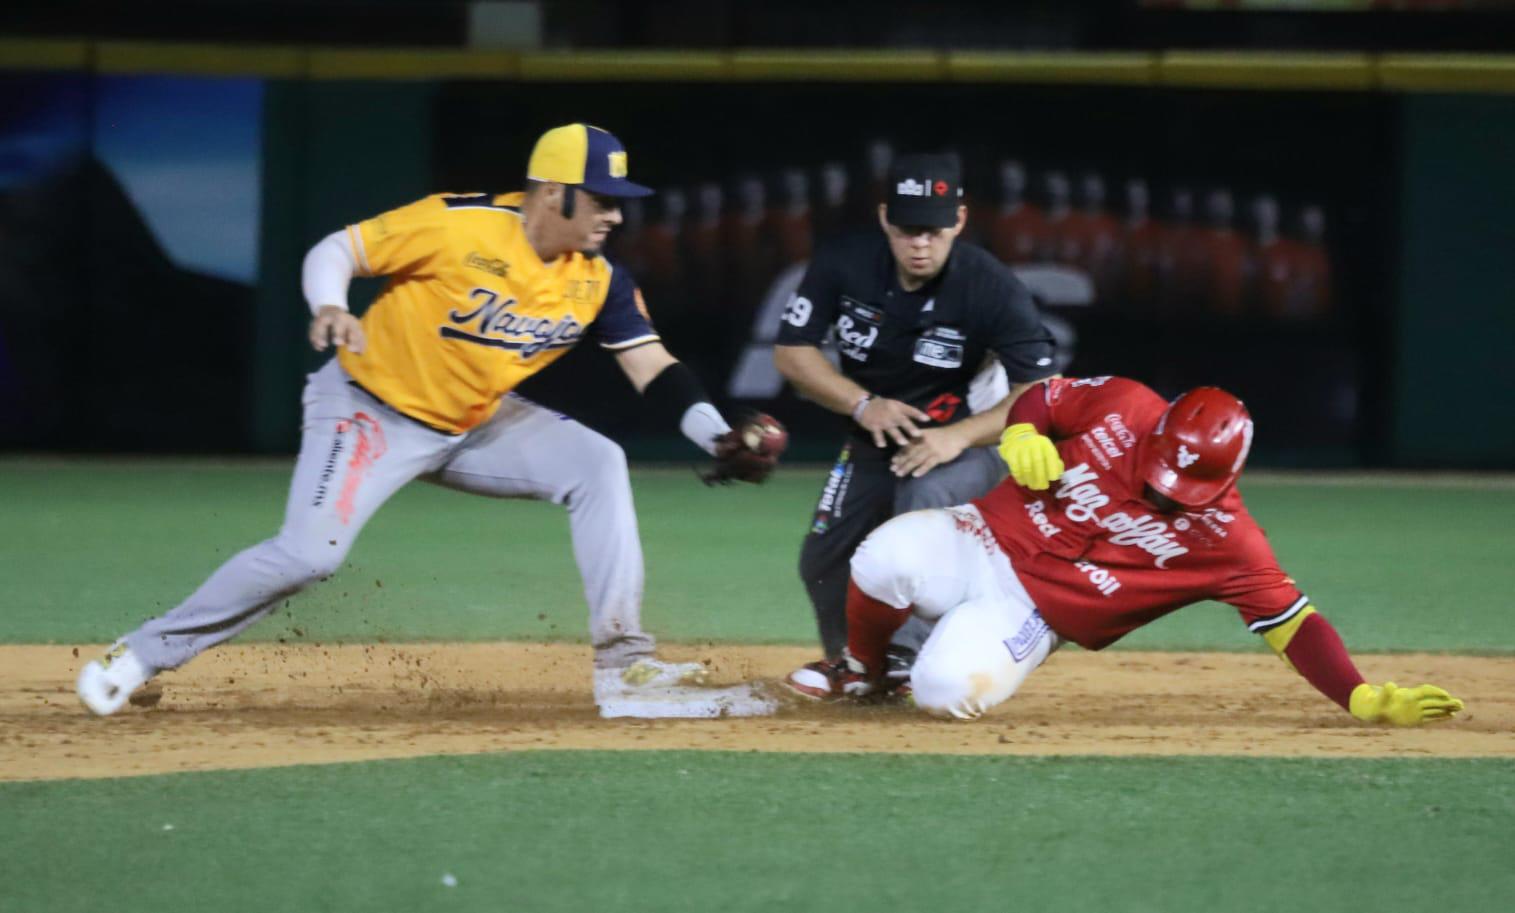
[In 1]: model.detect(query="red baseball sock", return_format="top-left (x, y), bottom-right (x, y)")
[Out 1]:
top-left (1283, 613), bottom-right (1366, 710)
top-left (845, 579), bottom-right (908, 671)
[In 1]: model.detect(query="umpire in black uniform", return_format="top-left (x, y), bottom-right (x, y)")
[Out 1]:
top-left (774, 152), bottom-right (1057, 671)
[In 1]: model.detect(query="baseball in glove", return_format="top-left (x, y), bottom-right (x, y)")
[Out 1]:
top-left (702, 412), bottom-right (788, 485)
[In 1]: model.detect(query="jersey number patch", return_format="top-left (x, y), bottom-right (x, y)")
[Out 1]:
top-left (782, 295), bottom-right (813, 327)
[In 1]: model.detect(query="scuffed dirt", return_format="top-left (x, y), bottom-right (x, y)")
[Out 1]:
top-left (2, 644), bottom-right (1510, 782)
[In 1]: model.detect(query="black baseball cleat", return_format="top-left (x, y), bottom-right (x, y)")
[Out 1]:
top-left (883, 644), bottom-right (917, 702)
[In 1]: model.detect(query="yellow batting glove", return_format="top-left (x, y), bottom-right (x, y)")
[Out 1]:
top-left (998, 423), bottom-right (1064, 491)
top-left (1349, 682), bottom-right (1465, 727)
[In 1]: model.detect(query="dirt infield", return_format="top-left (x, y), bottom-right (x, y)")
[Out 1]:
top-left (2, 643), bottom-right (1510, 782)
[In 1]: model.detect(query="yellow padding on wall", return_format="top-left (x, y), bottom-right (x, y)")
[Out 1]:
top-left (519, 51), bottom-right (726, 81)
top-left (97, 41), bottom-right (303, 78)
top-left (5, 41), bottom-right (1515, 94)
top-left (728, 49), bottom-right (944, 81)
top-left (307, 48), bottom-right (516, 80)
top-left (0, 38), bottom-right (89, 70)
top-left (1160, 52), bottom-right (1375, 91)
top-left (1379, 54), bottom-right (1515, 94)
top-left (948, 52), bottom-right (1154, 86)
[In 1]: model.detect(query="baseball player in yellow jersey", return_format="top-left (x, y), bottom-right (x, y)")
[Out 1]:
top-left (76, 124), bottom-right (778, 719)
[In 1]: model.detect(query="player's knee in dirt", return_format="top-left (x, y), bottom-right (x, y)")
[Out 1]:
top-left (911, 600), bottom-right (1016, 720)
top-left (910, 658), bottom-right (974, 719)
top-left (912, 658), bottom-right (1004, 721)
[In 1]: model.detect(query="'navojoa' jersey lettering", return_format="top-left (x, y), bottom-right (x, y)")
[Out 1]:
top-left (338, 192), bottom-right (659, 433)
top-left (974, 376), bottom-right (1307, 650)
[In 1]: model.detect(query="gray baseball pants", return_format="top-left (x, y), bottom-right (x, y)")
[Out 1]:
top-left (125, 359), bottom-right (654, 671)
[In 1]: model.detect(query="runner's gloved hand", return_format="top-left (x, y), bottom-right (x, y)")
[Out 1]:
top-left (1349, 682), bottom-right (1464, 726)
top-left (999, 422), bottom-right (1064, 490)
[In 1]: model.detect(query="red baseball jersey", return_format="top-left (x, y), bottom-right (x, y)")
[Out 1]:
top-left (973, 376), bottom-right (1306, 650)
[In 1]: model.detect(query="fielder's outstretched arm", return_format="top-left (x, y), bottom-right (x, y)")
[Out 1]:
top-left (616, 343), bottom-right (784, 485)
top-left (616, 342), bottom-right (729, 455)
top-left (1259, 605), bottom-right (1465, 726)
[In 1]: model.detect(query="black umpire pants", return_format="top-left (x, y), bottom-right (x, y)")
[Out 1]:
top-left (798, 441), bottom-right (1007, 657)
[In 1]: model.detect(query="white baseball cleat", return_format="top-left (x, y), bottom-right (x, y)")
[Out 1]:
top-left (76, 642), bottom-right (155, 716)
top-left (611, 658), bottom-right (711, 689)
top-left (592, 658), bottom-right (709, 703)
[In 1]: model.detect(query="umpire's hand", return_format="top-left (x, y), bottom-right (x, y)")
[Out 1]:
top-left (857, 397), bottom-right (929, 448)
top-left (309, 305), bottom-right (367, 354)
top-left (891, 426), bottom-right (969, 479)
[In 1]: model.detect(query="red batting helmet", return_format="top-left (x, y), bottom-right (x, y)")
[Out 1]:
top-left (1140, 387), bottom-right (1253, 508)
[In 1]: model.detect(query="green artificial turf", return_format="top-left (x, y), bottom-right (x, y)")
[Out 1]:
top-left (1, 460), bottom-right (1511, 651)
top-left (2, 751), bottom-right (1512, 913)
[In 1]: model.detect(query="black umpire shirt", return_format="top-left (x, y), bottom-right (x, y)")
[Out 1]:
top-left (776, 233), bottom-right (1057, 458)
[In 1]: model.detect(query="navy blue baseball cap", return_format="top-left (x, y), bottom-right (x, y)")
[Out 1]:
top-left (527, 124), bottom-right (653, 198)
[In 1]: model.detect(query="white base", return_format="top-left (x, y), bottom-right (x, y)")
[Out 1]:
top-left (597, 683), bottom-right (777, 719)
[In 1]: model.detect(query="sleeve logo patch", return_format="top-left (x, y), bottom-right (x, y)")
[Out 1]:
top-left (464, 251), bottom-right (509, 277)
top-left (836, 297), bottom-right (882, 362)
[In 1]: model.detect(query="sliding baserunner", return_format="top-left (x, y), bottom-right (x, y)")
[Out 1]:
top-left (786, 375), bottom-right (1464, 728)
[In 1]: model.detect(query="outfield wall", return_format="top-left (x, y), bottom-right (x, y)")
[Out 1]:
top-left (1, 44), bottom-right (1511, 466)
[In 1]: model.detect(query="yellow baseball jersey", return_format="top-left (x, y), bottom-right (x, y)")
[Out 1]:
top-left (336, 192), bottom-right (659, 433)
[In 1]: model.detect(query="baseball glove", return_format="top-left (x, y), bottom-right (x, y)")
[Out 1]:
top-left (702, 412), bottom-right (788, 485)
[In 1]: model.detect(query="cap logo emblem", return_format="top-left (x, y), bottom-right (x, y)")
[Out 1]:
top-left (895, 178), bottom-right (926, 197)
top-left (1176, 444), bottom-right (1200, 468)
top-left (608, 151), bottom-right (628, 178)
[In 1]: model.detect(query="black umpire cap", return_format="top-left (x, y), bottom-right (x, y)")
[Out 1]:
top-left (885, 153), bottom-right (964, 228)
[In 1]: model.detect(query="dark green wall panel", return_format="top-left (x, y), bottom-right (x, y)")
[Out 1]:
top-left (253, 81), bottom-right (435, 451)
top-left (1395, 94), bottom-right (1515, 467)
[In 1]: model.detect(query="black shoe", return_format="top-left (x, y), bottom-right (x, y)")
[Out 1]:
top-left (883, 644), bottom-right (916, 701)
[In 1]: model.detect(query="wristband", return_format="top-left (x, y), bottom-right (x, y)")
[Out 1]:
top-left (851, 394), bottom-right (873, 424)
top-left (644, 362), bottom-right (720, 452)
top-left (679, 402), bottom-right (730, 456)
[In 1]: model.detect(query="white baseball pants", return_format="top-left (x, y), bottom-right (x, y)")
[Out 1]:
top-left (849, 504), bottom-right (1060, 720)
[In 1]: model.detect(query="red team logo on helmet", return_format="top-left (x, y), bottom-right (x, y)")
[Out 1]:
top-left (1140, 387), bottom-right (1253, 508)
